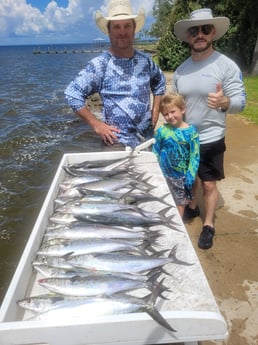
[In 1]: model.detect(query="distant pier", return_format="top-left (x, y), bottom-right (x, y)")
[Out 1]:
top-left (33, 39), bottom-right (108, 55)
top-left (33, 47), bottom-right (105, 54)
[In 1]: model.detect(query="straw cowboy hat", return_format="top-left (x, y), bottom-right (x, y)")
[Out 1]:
top-left (95, 0), bottom-right (145, 35)
top-left (174, 8), bottom-right (230, 42)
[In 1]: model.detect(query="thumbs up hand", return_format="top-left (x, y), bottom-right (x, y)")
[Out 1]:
top-left (208, 83), bottom-right (230, 111)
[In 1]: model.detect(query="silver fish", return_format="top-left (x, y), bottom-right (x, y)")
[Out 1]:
top-left (44, 223), bottom-right (157, 241)
top-left (74, 206), bottom-right (175, 228)
top-left (17, 293), bottom-right (78, 314)
top-left (67, 245), bottom-right (193, 274)
top-left (63, 166), bottom-right (128, 178)
top-left (55, 190), bottom-right (171, 209)
top-left (38, 274), bottom-right (159, 297)
top-left (75, 177), bottom-right (143, 192)
top-left (27, 280), bottom-right (177, 332)
top-left (49, 212), bottom-right (77, 225)
top-left (56, 201), bottom-right (147, 216)
top-left (64, 157), bottom-right (131, 175)
top-left (33, 265), bottom-right (89, 279)
top-left (67, 157), bottom-right (130, 170)
top-left (33, 255), bottom-right (74, 270)
top-left (33, 264), bottom-right (159, 281)
top-left (58, 175), bottom-right (103, 189)
top-left (37, 238), bottom-right (145, 257)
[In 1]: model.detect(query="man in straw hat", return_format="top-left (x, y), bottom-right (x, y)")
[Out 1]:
top-left (172, 8), bottom-right (246, 249)
top-left (65, 0), bottom-right (165, 149)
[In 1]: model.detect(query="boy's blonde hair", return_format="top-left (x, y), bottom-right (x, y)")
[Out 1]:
top-left (159, 93), bottom-right (185, 114)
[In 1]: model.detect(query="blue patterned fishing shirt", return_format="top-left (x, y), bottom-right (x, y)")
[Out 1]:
top-left (153, 124), bottom-right (200, 190)
top-left (65, 50), bottom-right (166, 148)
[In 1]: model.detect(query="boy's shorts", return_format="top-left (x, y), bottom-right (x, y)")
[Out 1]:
top-left (166, 176), bottom-right (191, 206)
top-left (198, 137), bottom-right (226, 181)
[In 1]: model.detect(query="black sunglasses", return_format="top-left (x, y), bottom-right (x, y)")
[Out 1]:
top-left (188, 25), bottom-right (214, 37)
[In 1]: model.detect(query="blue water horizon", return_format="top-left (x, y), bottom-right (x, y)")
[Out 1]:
top-left (0, 43), bottom-right (104, 303)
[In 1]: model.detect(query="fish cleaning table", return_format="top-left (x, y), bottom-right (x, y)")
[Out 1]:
top-left (0, 150), bottom-right (228, 345)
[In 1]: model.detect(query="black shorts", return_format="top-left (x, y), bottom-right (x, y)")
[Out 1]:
top-left (198, 137), bottom-right (226, 181)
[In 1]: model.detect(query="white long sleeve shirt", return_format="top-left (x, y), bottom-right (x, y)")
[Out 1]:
top-left (172, 51), bottom-right (246, 144)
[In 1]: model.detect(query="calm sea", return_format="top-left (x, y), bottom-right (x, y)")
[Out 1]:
top-left (0, 44), bottom-right (104, 304)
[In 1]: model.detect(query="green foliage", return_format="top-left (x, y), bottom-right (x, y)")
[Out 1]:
top-left (150, 0), bottom-right (258, 71)
top-left (156, 32), bottom-right (189, 70)
top-left (150, 0), bottom-right (175, 38)
top-left (241, 75), bottom-right (258, 124)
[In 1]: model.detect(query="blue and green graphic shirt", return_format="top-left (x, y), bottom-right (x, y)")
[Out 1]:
top-left (153, 124), bottom-right (200, 189)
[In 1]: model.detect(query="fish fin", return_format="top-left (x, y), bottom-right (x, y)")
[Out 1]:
top-left (62, 252), bottom-right (75, 260)
top-left (168, 245), bottom-right (194, 266)
top-left (70, 275), bottom-right (83, 282)
top-left (76, 187), bottom-right (93, 196)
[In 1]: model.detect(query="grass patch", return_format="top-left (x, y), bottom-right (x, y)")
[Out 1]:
top-left (241, 75), bottom-right (258, 125)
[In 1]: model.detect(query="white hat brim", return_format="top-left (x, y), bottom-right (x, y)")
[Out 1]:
top-left (95, 9), bottom-right (145, 35)
top-left (174, 17), bottom-right (230, 42)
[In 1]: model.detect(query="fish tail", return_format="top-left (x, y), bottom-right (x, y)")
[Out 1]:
top-left (146, 278), bottom-right (177, 333)
top-left (118, 188), bottom-right (135, 204)
top-left (160, 267), bottom-right (173, 277)
top-left (62, 166), bottom-right (79, 177)
top-left (158, 206), bottom-right (172, 218)
top-left (146, 308), bottom-right (177, 333)
top-left (160, 192), bottom-right (173, 206)
top-left (157, 207), bottom-right (181, 231)
top-left (147, 274), bottom-right (171, 300)
top-left (168, 245), bottom-right (194, 266)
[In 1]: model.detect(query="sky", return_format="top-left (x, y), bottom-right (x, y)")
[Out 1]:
top-left (0, 0), bottom-right (156, 46)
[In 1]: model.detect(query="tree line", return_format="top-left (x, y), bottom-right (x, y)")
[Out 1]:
top-left (148, 0), bottom-right (258, 74)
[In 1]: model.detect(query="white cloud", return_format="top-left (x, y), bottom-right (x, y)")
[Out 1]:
top-left (98, 0), bottom-right (154, 17)
top-left (0, 0), bottom-right (155, 45)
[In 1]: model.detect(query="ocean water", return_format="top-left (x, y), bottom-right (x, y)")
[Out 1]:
top-left (0, 44), bottom-right (104, 304)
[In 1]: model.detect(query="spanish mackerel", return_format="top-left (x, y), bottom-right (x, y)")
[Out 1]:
top-left (37, 238), bottom-right (146, 257)
top-left (26, 281), bottom-right (177, 332)
top-left (74, 206), bottom-right (175, 228)
top-left (38, 274), bottom-right (162, 297)
top-left (67, 245), bottom-right (193, 274)
top-left (44, 223), bottom-right (159, 241)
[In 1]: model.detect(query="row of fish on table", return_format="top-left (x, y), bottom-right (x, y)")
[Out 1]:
top-left (18, 155), bottom-right (193, 333)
